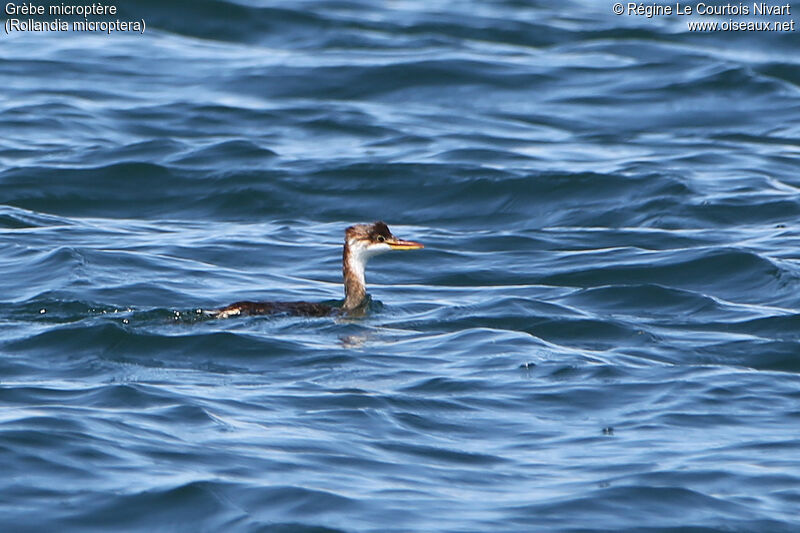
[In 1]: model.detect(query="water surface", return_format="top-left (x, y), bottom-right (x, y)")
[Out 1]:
top-left (1, 1), bottom-right (800, 531)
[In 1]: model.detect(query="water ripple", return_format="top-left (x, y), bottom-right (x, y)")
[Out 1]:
top-left (2, 0), bottom-right (800, 531)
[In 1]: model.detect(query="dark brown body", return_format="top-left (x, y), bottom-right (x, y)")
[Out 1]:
top-left (215, 300), bottom-right (336, 318)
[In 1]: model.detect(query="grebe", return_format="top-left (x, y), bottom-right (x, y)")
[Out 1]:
top-left (214, 221), bottom-right (423, 318)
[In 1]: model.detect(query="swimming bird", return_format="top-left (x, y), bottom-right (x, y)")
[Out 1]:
top-left (214, 221), bottom-right (423, 318)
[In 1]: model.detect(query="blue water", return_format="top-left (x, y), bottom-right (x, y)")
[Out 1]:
top-left (2, 1), bottom-right (800, 531)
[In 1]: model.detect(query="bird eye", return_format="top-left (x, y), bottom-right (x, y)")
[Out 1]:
top-left (377, 235), bottom-right (385, 242)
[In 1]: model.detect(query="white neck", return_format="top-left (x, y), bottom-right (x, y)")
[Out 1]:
top-left (342, 237), bottom-right (390, 311)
